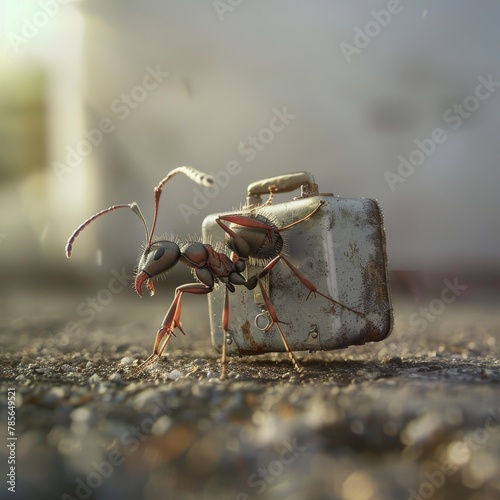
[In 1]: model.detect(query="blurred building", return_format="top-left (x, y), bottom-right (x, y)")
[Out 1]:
top-left (1, 0), bottom-right (499, 286)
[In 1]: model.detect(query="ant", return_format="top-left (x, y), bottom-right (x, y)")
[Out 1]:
top-left (66, 167), bottom-right (363, 379)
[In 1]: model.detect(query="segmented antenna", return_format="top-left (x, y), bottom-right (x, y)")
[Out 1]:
top-left (157, 166), bottom-right (214, 189)
top-left (65, 203), bottom-right (146, 258)
top-left (146, 166), bottom-right (214, 250)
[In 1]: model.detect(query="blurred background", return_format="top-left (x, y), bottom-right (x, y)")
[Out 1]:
top-left (0, 0), bottom-right (499, 290)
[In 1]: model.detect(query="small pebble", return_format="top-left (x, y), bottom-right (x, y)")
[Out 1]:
top-left (88, 373), bottom-right (100, 384)
top-left (109, 372), bottom-right (122, 383)
top-left (192, 359), bottom-right (208, 366)
top-left (167, 369), bottom-right (183, 380)
top-left (152, 416), bottom-right (172, 435)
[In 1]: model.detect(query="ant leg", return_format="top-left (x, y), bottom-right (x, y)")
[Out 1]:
top-left (220, 287), bottom-right (230, 380)
top-left (258, 255), bottom-right (364, 317)
top-left (216, 216), bottom-right (274, 244)
top-left (257, 280), bottom-right (303, 374)
top-left (276, 201), bottom-right (325, 232)
top-left (135, 283), bottom-right (212, 372)
top-left (134, 287), bottom-right (184, 371)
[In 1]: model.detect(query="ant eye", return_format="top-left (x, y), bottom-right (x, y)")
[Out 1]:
top-left (153, 247), bottom-right (165, 261)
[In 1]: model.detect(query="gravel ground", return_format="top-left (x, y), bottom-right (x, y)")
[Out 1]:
top-left (1, 281), bottom-right (500, 500)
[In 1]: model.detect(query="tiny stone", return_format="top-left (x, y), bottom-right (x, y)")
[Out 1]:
top-left (88, 373), bottom-right (100, 384)
top-left (86, 361), bottom-right (93, 369)
top-left (109, 372), bottom-right (122, 383)
top-left (119, 357), bottom-right (133, 366)
top-left (152, 416), bottom-right (172, 435)
top-left (167, 369), bottom-right (183, 380)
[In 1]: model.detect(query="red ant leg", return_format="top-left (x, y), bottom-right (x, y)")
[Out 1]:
top-left (135, 283), bottom-right (212, 371)
top-left (216, 216), bottom-right (274, 242)
top-left (257, 255), bottom-right (364, 316)
top-left (257, 280), bottom-right (303, 374)
top-left (276, 201), bottom-right (324, 232)
top-left (220, 287), bottom-right (230, 380)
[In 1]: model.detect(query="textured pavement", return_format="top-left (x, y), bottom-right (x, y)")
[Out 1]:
top-left (1, 281), bottom-right (499, 500)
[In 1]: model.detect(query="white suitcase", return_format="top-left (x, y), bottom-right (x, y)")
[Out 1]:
top-left (202, 172), bottom-right (393, 357)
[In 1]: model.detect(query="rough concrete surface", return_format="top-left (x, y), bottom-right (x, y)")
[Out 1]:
top-left (1, 280), bottom-right (499, 500)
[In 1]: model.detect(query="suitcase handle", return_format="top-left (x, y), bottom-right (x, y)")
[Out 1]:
top-left (247, 171), bottom-right (317, 197)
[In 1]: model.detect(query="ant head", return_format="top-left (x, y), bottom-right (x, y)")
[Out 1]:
top-left (134, 240), bottom-right (181, 297)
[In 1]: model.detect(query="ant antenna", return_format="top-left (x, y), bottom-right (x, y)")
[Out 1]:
top-left (65, 203), bottom-right (146, 258)
top-left (146, 166), bottom-right (214, 251)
